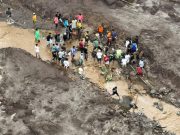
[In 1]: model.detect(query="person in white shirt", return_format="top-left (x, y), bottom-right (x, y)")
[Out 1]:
top-left (96, 50), bottom-right (103, 64)
top-left (63, 58), bottom-right (69, 69)
top-left (78, 67), bottom-right (85, 79)
top-left (125, 54), bottom-right (131, 63)
top-left (121, 58), bottom-right (127, 67)
top-left (125, 39), bottom-right (130, 48)
top-left (58, 50), bottom-right (65, 61)
top-left (139, 59), bottom-right (144, 68)
top-left (72, 19), bottom-right (77, 29)
top-left (34, 44), bottom-right (40, 58)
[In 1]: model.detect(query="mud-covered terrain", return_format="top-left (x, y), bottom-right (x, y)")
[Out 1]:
top-left (1, 0), bottom-right (180, 107)
top-left (0, 48), bottom-right (172, 135)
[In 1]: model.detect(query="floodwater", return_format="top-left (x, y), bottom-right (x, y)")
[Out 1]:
top-left (0, 22), bottom-right (179, 135)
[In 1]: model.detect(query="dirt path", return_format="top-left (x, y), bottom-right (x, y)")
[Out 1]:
top-left (0, 22), bottom-right (180, 135)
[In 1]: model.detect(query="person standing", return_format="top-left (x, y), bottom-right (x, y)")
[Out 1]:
top-left (35, 28), bottom-right (40, 43)
top-left (70, 46), bottom-right (77, 61)
top-left (93, 38), bottom-right (99, 51)
top-left (98, 24), bottom-right (104, 38)
top-left (34, 44), bottom-right (40, 58)
top-left (63, 58), bottom-right (70, 69)
top-left (104, 54), bottom-right (110, 67)
top-left (51, 44), bottom-right (57, 61)
top-left (96, 50), bottom-right (103, 65)
top-left (72, 18), bottom-right (77, 30)
top-left (77, 20), bottom-right (82, 40)
top-left (83, 46), bottom-right (88, 61)
top-left (84, 31), bottom-right (89, 46)
top-left (54, 15), bottom-right (59, 29)
top-left (79, 39), bottom-right (84, 53)
top-left (46, 33), bottom-right (53, 47)
top-left (79, 53), bottom-right (84, 66)
top-left (76, 13), bottom-right (84, 23)
top-left (6, 8), bottom-right (12, 24)
top-left (32, 13), bottom-right (37, 27)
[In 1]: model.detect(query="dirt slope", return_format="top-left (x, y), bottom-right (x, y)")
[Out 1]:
top-left (0, 48), bottom-right (172, 135)
top-left (2, 0), bottom-right (180, 107)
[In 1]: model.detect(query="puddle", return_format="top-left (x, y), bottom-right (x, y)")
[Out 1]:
top-left (0, 22), bottom-right (179, 135)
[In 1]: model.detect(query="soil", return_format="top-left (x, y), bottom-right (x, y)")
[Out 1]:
top-left (0, 0), bottom-right (180, 134)
top-left (1, 0), bottom-right (180, 107)
top-left (0, 47), bottom-right (173, 135)
top-left (0, 21), bottom-right (179, 135)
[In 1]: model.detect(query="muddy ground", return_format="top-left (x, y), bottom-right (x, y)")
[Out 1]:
top-left (1, 0), bottom-right (180, 107)
top-left (0, 0), bottom-right (179, 134)
top-left (0, 48), bottom-right (173, 135)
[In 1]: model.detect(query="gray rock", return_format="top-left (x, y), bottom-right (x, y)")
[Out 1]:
top-left (104, 0), bottom-right (116, 5)
top-left (150, 89), bottom-right (156, 94)
top-left (177, 111), bottom-right (180, 116)
top-left (153, 102), bottom-right (163, 111)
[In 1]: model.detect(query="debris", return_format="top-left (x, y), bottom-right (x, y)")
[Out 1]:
top-left (150, 89), bottom-right (156, 94)
top-left (10, 113), bottom-right (16, 121)
top-left (153, 102), bottom-right (163, 111)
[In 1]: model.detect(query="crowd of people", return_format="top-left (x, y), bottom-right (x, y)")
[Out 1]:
top-left (4, 7), bottom-right (146, 103)
top-left (33, 11), bottom-right (145, 76)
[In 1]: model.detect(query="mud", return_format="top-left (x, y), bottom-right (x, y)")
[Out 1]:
top-left (0, 0), bottom-right (180, 134)
top-left (0, 48), bottom-right (173, 135)
top-left (1, 0), bottom-right (180, 107)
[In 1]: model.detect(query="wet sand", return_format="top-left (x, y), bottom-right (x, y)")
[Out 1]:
top-left (0, 22), bottom-right (179, 135)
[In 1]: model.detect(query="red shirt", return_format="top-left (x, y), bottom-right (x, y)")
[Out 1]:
top-left (136, 67), bottom-right (143, 75)
top-left (79, 41), bottom-right (84, 49)
top-left (104, 55), bottom-right (109, 62)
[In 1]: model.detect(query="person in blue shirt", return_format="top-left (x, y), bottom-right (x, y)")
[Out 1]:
top-left (63, 18), bottom-right (69, 28)
top-left (112, 29), bottom-right (118, 42)
top-left (131, 43), bottom-right (137, 53)
top-left (71, 46), bottom-right (77, 61)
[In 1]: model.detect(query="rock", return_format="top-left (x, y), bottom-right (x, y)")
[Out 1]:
top-left (153, 102), bottom-right (163, 111)
top-left (150, 89), bottom-right (156, 94)
top-left (10, 113), bottom-right (16, 121)
top-left (104, 0), bottom-right (116, 5)
top-left (159, 87), bottom-right (166, 92)
top-left (177, 111), bottom-right (180, 116)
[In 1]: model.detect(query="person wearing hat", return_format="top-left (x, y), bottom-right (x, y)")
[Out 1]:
top-left (32, 13), bottom-right (37, 27)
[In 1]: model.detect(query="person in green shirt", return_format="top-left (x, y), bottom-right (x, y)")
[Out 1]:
top-left (93, 38), bottom-right (99, 51)
top-left (115, 49), bottom-right (122, 59)
top-left (35, 28), bottom-right (40, 43)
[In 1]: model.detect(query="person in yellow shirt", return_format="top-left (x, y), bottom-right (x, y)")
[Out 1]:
top-left (77, 20), bottom-right (82, 40)
top-left (32, 13), bottom-right (37, 27)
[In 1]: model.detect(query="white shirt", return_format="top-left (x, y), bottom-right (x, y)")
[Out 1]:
top-left (78, 68), bottom-right (84, 75)
top-left (64, 60), bottom-right (69, 68)
top-left (125, 54), bottom-right (130, 63)
top-left (122, 58), bottom-right (127, 66)
top-left (80, 53), bottom-right (84, 60)
top-left (96, 52), bottom-right (103, 59)
top-left (72, 20), bottom-right (77, 29)
top-left (139, 60), bottom-right (144, 68)
top-left (35, 46), bottom-right (40, 53)
top-left (59, 51), bottom-right (64, 58)
top-left (125, 40), bottom-right (130, 48)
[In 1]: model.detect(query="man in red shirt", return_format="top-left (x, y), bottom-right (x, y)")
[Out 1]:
top-left (136, 67), bottom-right (143, 75)
top-left (79, 39), bottom-right (84, 53)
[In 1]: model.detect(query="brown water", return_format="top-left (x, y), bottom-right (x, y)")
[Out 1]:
top-left (0, 22), bottom-right (179, 135)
